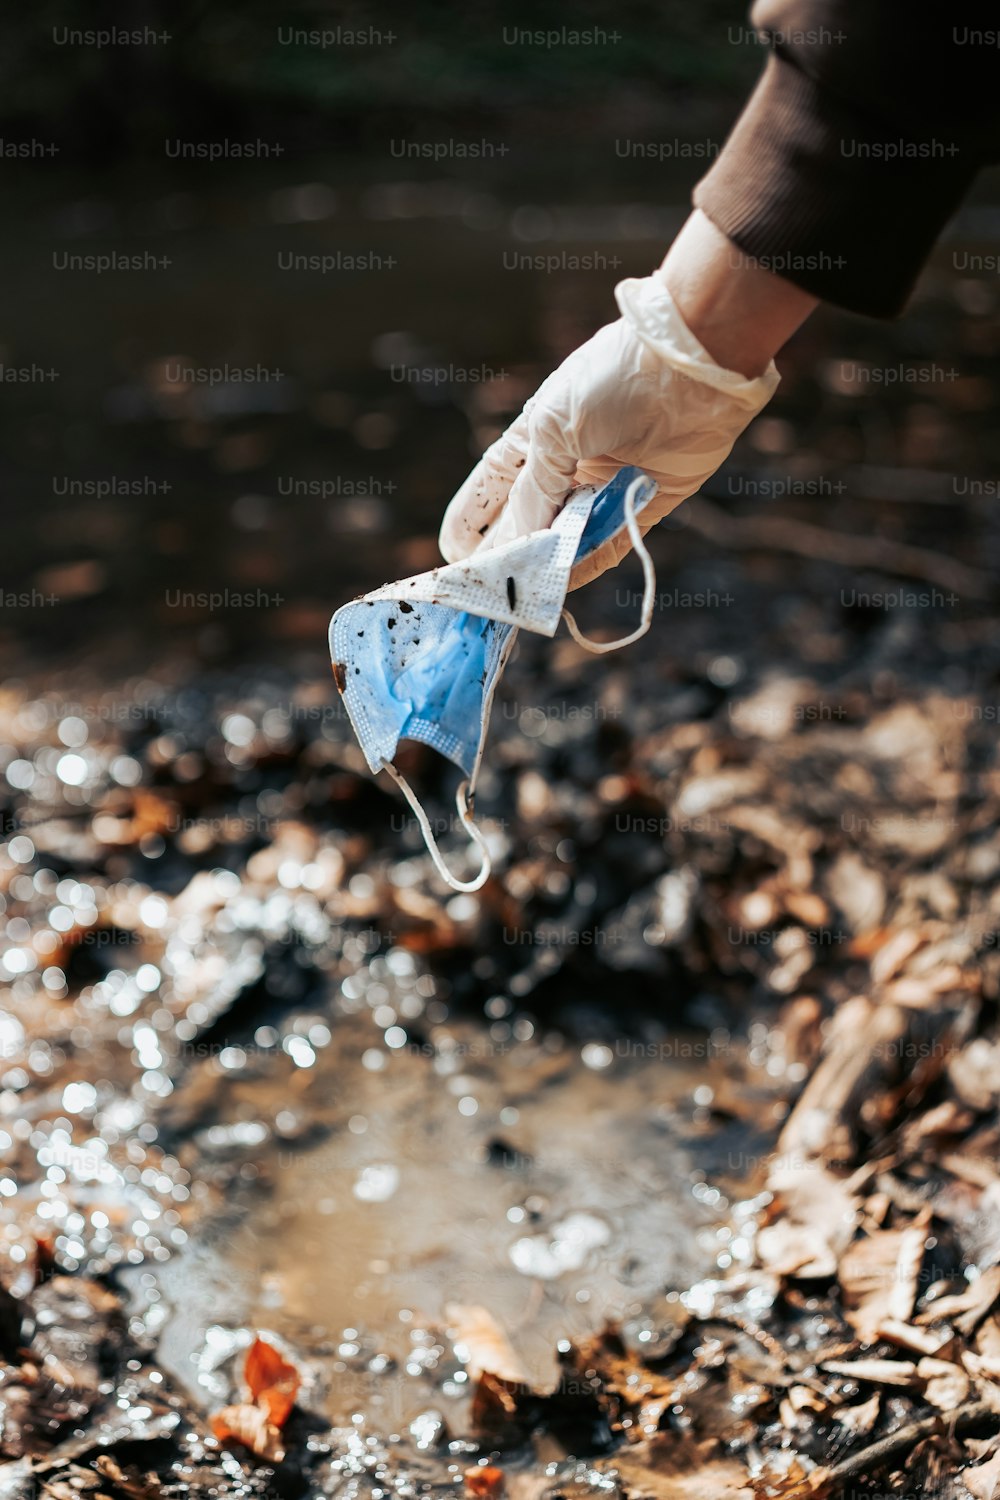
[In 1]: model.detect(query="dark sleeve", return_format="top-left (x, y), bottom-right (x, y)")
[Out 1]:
top-left (693, 3), bottom-right (1000, 317)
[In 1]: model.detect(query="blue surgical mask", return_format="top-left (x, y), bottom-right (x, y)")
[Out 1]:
top-left (329, 466), bottom-right (658, 890)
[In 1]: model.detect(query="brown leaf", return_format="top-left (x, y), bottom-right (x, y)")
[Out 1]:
top-left (821, 1358), bottom-right (918, 1387)
top-left (568, 1325), bottom-right (678, 1419)
top-left (940, 1154), bottom-right (1000, 1190)
top-left (832, 1391), bottom-right (880, 1435)
top-left (92, 1455), bottom-right (160, 1499)
top-left (877, 1318), bottom-right (953, 1357)
top-left (917, 1356), bottom-right (970, 1412)
top-left (758, 1160), bottom-right (859, 1280)
top-left (977, 1314), bottom-right (1000, 1362)
top-left (464, 1465), bottom-right (505, 1498)
top-left (869, 927), bottom-right (927, 985)
top-left (776, 996), bottom-right (909, 1162)
top-left (838, 1214), bottom-right (929, 1341)
top-left (963, 1350), bottom-right (1000, 1383)
top-left (208, 1334), bottom-right (300, 1460)
top-left (898, 1099), bottom-right (976, 1155)
top-left (826, 853), bottom-right (885, 935)
top-left (756, 1222), bottom-right (839, 1280)
top-left (244, 1336), bottom-right (300, 1426)
top-left (210, 1402), bottom-right (284, 1461)
top-left (783, 892), bottom-right (830, 928)
top-left (779, 1386), bottom-right (827, 1431)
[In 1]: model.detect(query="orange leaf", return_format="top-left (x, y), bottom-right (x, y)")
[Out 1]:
top-left (244, 1336), bottom-right (300, 1427)
top-left (464, 1466), bottom-right (505, 1498)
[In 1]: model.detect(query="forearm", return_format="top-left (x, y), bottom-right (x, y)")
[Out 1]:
top-left (657, 209), bottom-right (817, 379)
top-left (691, 6), bottom-right (998, 319)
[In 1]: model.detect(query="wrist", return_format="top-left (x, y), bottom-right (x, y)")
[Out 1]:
top-left (657, 209), bottom-right (817, 379)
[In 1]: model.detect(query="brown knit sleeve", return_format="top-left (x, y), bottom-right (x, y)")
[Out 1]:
top-left (694, 4), bottom-right (1000, 317)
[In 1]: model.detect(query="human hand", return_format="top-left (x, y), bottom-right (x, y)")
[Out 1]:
top-left (440, 212), bottom-right (816, 588)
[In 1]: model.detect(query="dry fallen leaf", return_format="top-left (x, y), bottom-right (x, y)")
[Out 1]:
top-left (209, 1334), bottom-right (301, 1461)
top-left (964, 1348), bottom-right (1000, 1382)
top-left (826, 852), bottom-right (885, 935)
top-left (838, 1212), bottom-right (930, 1341)
top-left (949, 1040), bottom-right (1000, 1113)
top-left (832, 1390), bottom-right (880, 1435)
top-left (775, 996), bottom-right (909, 1161)
top-left (779, 1385), bottom-right (828, 1431)
top-left (821, 1358), bottom-right (918, 1386)
top-left (838, 1233), bottom-right (908, 1338)
top-left (757, 1222), bottom-right (839, 1280)
top-left (464, 1465), bottom-right (505, 1498)
top-left (93, 1454), bottom-right (161, 1499)
top-left (245, 1335), bottom-right (300, 1426)
top-left (758, 1159), bottom-right (859, 1279)
top-left (877, 1318), bottom-right (952, 1357)
top-left (211, 1402), bottom-right (285, 1461)
top-left (869, 927), bottom-right (927, 985)
top-left (447, 1304), bottom-right (528, 1385)
top-left (918, 1355), bottom-right (970, 1411)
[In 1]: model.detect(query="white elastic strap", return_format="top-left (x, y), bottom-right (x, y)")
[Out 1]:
top-left (561, 475), bottom-right (656, 653)
top-left (380, 759), bottom-right (491, 893)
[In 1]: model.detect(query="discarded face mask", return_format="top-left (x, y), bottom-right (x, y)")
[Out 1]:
top-left (329, 466), bottom-right (659, 892)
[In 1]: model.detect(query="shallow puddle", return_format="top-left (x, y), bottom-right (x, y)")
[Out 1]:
top-left (146, 1013), bottom-right (722, 1422)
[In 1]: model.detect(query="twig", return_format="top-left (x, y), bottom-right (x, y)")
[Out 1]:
top-left (816, 1398), bottom-right (994, 1490)
top-left (685, 497), bottom-right (993, 600)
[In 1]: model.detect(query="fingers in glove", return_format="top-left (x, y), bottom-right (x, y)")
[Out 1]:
top-left (498, 405), bottom-right (579, 541)
top-left (438, 411), bottom-right (529, 562)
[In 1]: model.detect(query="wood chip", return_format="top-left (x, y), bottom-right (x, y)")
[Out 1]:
top-left (777, 997), bottom-right (909, 1160)
top-left (869, 928), bottom-right (927, 986)
top-left (821, 1358), bottom-right (918, 1386)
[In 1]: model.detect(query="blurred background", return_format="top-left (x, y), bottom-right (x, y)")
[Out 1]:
top-left (2, 0), bottom-right (997, 673)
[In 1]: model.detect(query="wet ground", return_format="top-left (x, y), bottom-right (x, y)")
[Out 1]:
top-left (0, 653), bottom-right (780, 1433)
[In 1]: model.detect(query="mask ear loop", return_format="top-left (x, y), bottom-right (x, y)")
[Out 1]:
top-left (561, 475), bottom-right (656, 653)
top-left (376, 626), bottom-right (518, 895)
top-left (379, 759), bottom-right (492, 893)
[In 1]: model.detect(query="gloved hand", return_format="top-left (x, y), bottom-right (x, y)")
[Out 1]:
top-left (439, 269), bottom-right (780, 588)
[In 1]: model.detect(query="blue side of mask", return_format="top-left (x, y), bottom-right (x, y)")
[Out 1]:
top-left (330, 465), bottom-right (655, 780)
top-left (334, 604), bottom-right (515, 778)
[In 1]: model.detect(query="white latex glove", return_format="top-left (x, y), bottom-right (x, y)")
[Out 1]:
top-left (439, 270), bottom-right (780, 588)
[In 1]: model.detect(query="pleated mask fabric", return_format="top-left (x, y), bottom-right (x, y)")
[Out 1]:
top-left (329, 467), bottom-right (659, 890)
